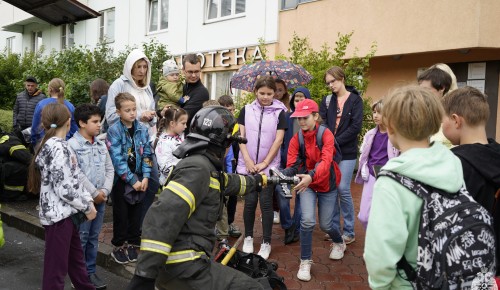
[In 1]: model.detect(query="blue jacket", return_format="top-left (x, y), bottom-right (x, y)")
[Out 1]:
top-left (281, 87), bottom-right (311, 168)
top-left (319, 86), bottom-right (363, 160)
top-left (31, 98), bottom-right (78, 145)
top-left (68, 131), bottom-right (114, 198)
top-left (106, 119), bottom-right (152, 185)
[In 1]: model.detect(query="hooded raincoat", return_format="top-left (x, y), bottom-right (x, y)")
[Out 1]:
top-left (106, 49), bottom-right (156, 138)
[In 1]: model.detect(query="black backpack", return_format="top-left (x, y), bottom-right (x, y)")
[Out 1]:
top-left (298, 124), bottom-right (342, 164)
top-left (378, 170), bottom-right (496, 289)
top-left (216, 249), bottom-right (287, 290)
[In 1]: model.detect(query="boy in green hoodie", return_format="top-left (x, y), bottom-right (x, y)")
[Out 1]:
top-left (157, 59), bottom-right (186, 110)
top-left (364, 85), bottom-right (464, 289)
top-left (441, 86), bottom-right (500, 274)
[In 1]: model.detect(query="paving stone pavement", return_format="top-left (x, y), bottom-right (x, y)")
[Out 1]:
top-left (1, 181), bottom-right (370, 290)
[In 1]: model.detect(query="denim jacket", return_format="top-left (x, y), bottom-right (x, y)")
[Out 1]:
top-left (68, 131), bottom-right (114, 198)
top-left (106, 119), bottom-right (152, 185)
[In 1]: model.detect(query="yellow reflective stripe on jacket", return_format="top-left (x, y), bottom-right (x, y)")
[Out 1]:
top-left (9, 144), bottom-right (26, 156)
top-left (238, 175), bottom-right (246, 196)
top-left (166, 181), bottom-right (195, 216)
top-left (165, 250), bottom-right (206, 264)
top-left (4, 185), bottom-right (24, 191)
top-left (209, 177), bottom-right (220, 191)
top-left (140, 239), bottom-right (172, 256)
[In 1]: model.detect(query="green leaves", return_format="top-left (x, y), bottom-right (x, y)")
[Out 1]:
top-left (0, 40), bottom-right (171, 109)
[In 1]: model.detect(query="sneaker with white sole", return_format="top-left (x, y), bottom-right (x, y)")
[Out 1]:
top-left (329, 242), bottom-right (346, 260)
top-left (297, 259), bottom-right (313, 281)
top-left (273, 211), bottom-right (280, 224)
top-left (242, 236), bottom-right (254, 253)
top-left (257, 243), bottom-right (271, 260)
top-left (342, 235), bottom-right (355, 245)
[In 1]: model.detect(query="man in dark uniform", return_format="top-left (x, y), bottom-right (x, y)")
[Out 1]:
top-left (127, 106), bottom-right (272, 290)
top-left (0, 130), bottom-right (32, 201)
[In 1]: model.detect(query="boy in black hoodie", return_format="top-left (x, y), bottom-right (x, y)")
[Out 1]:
top-left (441, 86), bottom-right (500, 273)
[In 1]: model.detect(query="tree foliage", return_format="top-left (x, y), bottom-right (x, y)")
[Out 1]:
top-left (282, 32), bottom-right (377, 143)
top-left (0, 39), bottom-right (170, 110)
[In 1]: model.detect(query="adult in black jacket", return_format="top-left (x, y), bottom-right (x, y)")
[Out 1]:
top-left (13, 76), bottom-right (46, 131)
top-left (181, 54), bottom-right (209, 132)
top-left (319, 66), bottom-right (363, 244)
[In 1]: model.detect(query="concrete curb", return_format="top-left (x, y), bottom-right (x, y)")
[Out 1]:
top-left (0, 204), bottom-right (134, 280)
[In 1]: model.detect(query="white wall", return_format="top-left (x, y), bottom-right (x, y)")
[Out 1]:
top-left (0, 0), bottom-right (279, 56)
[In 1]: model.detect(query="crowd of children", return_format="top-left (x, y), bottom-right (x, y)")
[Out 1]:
top-left (5, 54), bottom-right (500, 290)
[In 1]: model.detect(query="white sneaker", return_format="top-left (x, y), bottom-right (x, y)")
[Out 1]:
top-left (273, 211), bottom-right (280, 224)
top-left (257, 243), bottom-right (271, 260)
top-left (329, 241), bottom-right (346, 260)
top-left (297, 259), bottom-right (313, 281)
top-left (242, 236), bottom-right (254, 253)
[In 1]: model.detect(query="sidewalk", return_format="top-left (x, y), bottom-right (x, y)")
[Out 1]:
top-left (0, 181), bottom-right (369, 290)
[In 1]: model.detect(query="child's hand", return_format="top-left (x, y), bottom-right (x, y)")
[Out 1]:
top-left (254, 162), bottom-right (268, 173)
top-left (140, 111), bottom-right (156, 122)
top-left (132, 181), bottom-right (142, 191)
top-left (94, 190), bottom-right (107, 204)
top-left (294, 174), bottom-right (313, 193)
top-left (86, 203), bottom-right (97, 221)
top-left (244, 158), bottom-right (256, 174)
top-left (183, 95), bottom-right (190, 102)
top-left (141, 178), bottom-right (149, 192)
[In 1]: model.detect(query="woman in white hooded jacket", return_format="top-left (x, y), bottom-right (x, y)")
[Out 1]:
top-left (106, 49), bottom-right (159, 226)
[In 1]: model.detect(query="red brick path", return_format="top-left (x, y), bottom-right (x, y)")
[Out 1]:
top-left (99, 181), bottom-right (370, 290)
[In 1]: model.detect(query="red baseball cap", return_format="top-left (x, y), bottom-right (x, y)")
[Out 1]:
top-left (290, 99), bottom-right (319, 118)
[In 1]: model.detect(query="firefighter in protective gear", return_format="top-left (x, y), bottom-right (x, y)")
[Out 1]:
top-left (127, 106), bottom-right (270, 290)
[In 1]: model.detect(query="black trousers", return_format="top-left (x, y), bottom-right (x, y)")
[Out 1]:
top-left (155, 257), bottom-right (269, 290)
top-left (111, 178), bottom-right (142, 247)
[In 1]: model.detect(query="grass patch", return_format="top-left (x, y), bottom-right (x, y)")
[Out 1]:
top-left (0, 109), bottom-right (13, 132)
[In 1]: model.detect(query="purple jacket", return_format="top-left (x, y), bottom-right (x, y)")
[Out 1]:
top-left (237, 100), bottom-right (286, 175)
top-left (355, 126), bottom-right (399, 184)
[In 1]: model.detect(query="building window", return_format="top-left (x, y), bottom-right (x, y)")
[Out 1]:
top-left (61, 23), bottom-right (75, 49)
top-left (204, 71), bottom-right (239, 98)
top-left (99, 8), bottom-right (115, 43)
top-left (281, 0), bottom-right (316, 10)
top-left (31, 31), bottom-right (43, 53)
top-left (6, 37), bottom-right (15, 53)
top-left (149, 0), bottom-right (169, 32)
top-left (206, 0), bottom-right (245, 21)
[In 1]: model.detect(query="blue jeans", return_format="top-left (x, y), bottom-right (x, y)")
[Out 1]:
top-left (333, 159), bottom-right (356, 238)
top-left (275, 184), bottom-right (301, 233)
top-left (300, 188), bottom-right (342, 260)
top-left (79, 202), bottom-right (105, 274)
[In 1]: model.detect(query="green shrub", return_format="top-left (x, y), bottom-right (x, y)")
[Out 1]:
top-left (0, 110), bottom-right (13, 132)
top-left (0, 40), bottom-right (171, 110)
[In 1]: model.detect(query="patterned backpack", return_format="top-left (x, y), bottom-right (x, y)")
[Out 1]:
top-left (378, 170), bottom-right (496, 289)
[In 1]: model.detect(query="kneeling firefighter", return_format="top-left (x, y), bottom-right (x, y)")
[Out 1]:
top-left (127, 106), bottom-right (273, 290)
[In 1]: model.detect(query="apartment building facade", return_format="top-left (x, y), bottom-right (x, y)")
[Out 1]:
top-left (1, 0), bottom-right (499, 139)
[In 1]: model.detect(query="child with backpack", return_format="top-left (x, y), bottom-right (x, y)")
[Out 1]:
top-left (441, 86), bottom-right (500, 275)
top-left (281, 99), bottom-right (343, 282)
top-left (364, 85), bottom-right (496, 289)
top-left (27, 103), bottom-right (97, 290)
top-left (354, 100), bottom-right (399, 229)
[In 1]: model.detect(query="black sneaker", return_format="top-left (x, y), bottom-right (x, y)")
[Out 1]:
top-left (284, 223), bottom-right (298, 245)
top-left (89, 273), bottom-right (107, 289)
top-left (228, 224), bottom-right (242, 238)
top-left (111, 247), bottom-right (129, 264)
top-left (127, 245), bottom-right (138, 262)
